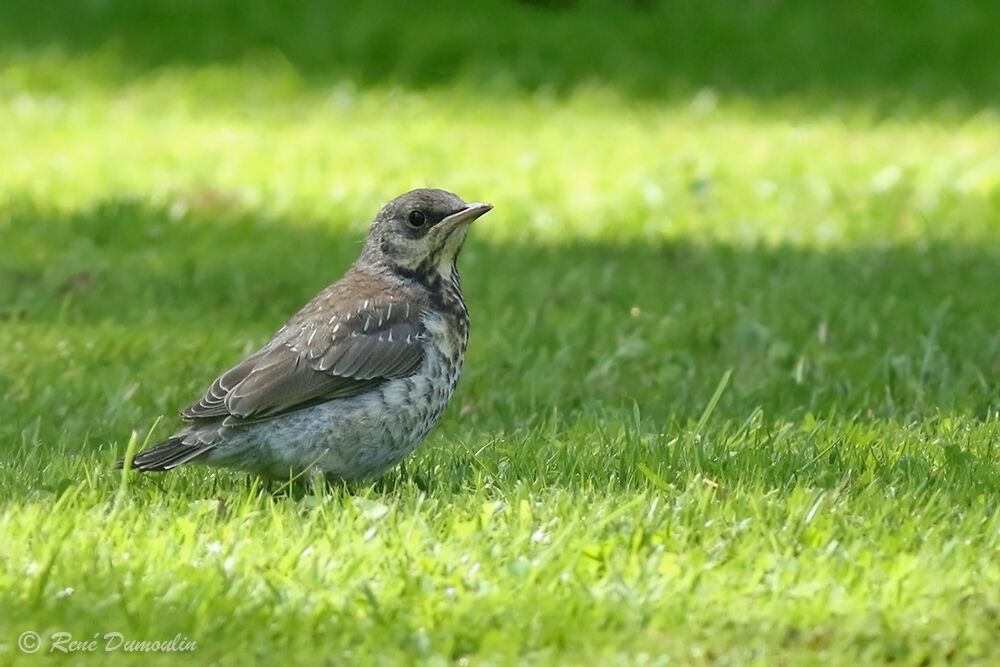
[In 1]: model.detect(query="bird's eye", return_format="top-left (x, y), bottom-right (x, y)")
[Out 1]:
top-left (407, 210), bottom-right (426, 228)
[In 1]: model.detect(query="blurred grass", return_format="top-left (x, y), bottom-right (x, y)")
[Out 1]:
top-left (1, 0), bottom-right (998, 110)
top-left (1, 1), bottom-right (999, 665)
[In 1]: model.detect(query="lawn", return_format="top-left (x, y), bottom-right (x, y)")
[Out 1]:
top-left (1, 1), bottom-right (999, 664)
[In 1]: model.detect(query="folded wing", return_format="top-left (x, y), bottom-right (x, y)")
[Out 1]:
top-left (181, 299), bottom-right (425, 425)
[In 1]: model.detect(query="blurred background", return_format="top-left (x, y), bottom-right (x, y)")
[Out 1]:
top-left (0, 0), bottom-right (998, 455)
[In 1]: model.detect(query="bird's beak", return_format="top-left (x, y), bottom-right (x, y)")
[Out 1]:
top-left (440, 202), bottom-right (493, 229)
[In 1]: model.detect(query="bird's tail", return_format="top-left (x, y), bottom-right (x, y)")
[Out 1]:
top-left (117, 437), bottom-right (214, 472)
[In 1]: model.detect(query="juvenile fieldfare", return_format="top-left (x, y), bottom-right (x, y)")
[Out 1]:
top-left (121, 189), bottom-right (492, 481)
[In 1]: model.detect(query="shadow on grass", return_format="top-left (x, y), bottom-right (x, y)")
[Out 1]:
top-left (1, 199), bottom-right (998, 505)
top-left (2, 197), bottom-right (997, 431)
top-left (1, 0), bottom-right (998, 112)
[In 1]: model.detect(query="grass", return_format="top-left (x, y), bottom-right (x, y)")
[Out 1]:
top-left (1, 0), bottom-right (999, 664)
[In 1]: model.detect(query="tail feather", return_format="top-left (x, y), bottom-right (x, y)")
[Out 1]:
top-left (118, 437), bottom-right (214, 472)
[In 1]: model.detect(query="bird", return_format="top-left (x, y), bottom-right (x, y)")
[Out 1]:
top-left (120, 188), bottom-right (492, 481)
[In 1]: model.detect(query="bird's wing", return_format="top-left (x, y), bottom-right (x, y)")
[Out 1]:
top-left (180, 297), bottom-right (425, 424)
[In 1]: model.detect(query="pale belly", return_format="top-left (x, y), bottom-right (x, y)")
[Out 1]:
top-left (205, 349), bottom-right (462, 481)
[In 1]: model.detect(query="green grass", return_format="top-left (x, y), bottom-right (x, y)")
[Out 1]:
top-left (1, 1), bottom-right (1000, 664)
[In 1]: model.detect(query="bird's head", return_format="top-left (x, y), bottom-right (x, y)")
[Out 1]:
top-left (359, 188), bottom-right (492, 279)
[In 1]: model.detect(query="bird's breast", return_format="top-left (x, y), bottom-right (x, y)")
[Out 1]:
top-left (421, 307), bottom-right (468, 372)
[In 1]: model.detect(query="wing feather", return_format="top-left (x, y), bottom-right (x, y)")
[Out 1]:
top-left (180, 296), bottom-right (425, 424)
